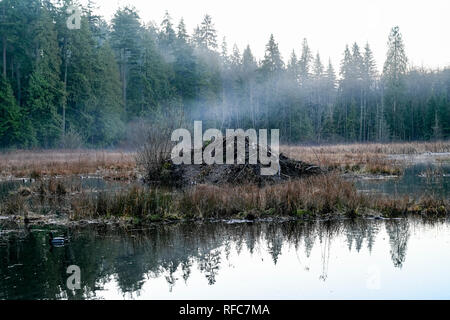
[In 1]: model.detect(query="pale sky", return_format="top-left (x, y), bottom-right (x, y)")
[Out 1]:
top-left (82, 0), bottom-right (450, 72)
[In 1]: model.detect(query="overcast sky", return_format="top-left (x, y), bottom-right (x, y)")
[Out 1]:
top-left (83, 0), bottom-right (450, 71)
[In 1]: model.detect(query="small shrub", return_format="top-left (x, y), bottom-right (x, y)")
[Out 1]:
top-left (30, 170), bottom-right (41, 180)
top-left (136, 113), bottom-right (183, 185)
top-left (58, 128), bottom-right (84, 149)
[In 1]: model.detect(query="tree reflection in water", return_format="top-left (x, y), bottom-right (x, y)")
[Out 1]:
top-left (385, 219), bottom-right (410, 268)
top-left (1, 217), bottom-right (441, 300)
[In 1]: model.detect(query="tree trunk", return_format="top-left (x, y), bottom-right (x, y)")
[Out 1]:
top-left (16, 63), bottom-right (21, 105)
top-left (2, 36), bottom-right (6, 78)
top-left (359, 88), bottom-right (363, 142)
top-left (122, 49), bottom-right (127, 112)
top-left (62, 38), bottom-right (68, 136)
top-left (2, 4), bottom-right (5, 78)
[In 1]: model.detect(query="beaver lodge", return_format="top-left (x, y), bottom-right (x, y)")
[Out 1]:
top-left (140, 134), bottom-right (323, 187)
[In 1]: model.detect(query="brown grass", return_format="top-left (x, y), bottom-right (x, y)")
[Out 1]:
top-left (0, 150), bottom-right (136, 180)
top-left (1, 141), bottom-right (449, 224)
top-left (2, 170), bottom-right (448, 223)
top-left (283, 141), bottom-right (450, 156)
top-left (177, 174), bottom-right (363, 218)
top-left (2, 141), bottom-right (448, 179)
top-left (281, 141), bottom-right (450, 174)
top-left (64, 174), bottom-right (449, 223)
top-left (68, 174), bottom-right (362, 222)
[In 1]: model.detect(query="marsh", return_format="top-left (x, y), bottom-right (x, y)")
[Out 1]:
top-left (0, 143), bottom-right (449, 299)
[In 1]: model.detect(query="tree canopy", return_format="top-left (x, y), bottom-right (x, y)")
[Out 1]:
top-left (0, 2), bottom-right (448, 149)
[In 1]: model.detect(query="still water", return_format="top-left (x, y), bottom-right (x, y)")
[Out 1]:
top-left (1, 218), bottom-right (450, 300)
top-left (354, 162), bottom-right (450, 197)
top-left (0, 176), bottom-right (126, 201)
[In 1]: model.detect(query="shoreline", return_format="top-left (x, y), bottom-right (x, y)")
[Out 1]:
top-left (0, 212), bottom-right (432, 234)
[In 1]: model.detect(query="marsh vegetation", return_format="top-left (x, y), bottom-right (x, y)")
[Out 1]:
top-left (0, 142), bottom-right (449, 227)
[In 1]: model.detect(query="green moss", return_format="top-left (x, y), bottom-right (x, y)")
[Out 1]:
top-left (264, 208), bottom-right (276, 216)
top-left (148, 214), bottom-right (163, 222)
top-left (295, 209), bottom-right (309, 218)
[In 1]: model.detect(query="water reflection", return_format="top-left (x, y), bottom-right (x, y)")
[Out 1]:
top-left (354, 163), bottom-right (450, 197)
top-left (1, 218), bottom-right (450, 300)
top-left (385, 219), bottom-right (410, 268)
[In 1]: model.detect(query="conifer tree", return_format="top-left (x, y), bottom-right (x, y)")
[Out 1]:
top-left (199, 15), bottom-right (218, 50)
top-left (25, 8), bottom-right (63, 147)
top-left (0, 76), bottom-right (21, 147)
top-left (299, 38), bottom-right (313, 86)
top-left (383, 26), bottom-right (408, 138)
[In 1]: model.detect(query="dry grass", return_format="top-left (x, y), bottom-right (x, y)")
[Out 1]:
top-left (281, 141), bottom-right (450, 174)
top-left (65, 174), bottom-right (364, 221)
top-left (69, 186), bottom-right (174, 222)
top-left (2, 170), bottom-right (448, 223)
top-left (1, 192), bottom-right (27, 216)
top-left (64, 174), bottom-right (449, 222)
top-left (2, 141), bottom-right (448, 180)
top-left (283, 141), bottom-right (450, 156)
top-left (0, 150), bottom-right (136, 180)
top-left (178, 174), bottom-right (363, 218)
top-left (1, 141), bottom-right (449, 224)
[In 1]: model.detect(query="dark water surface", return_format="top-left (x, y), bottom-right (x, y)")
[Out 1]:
top-left (1, 218), bottom-right (450, 300)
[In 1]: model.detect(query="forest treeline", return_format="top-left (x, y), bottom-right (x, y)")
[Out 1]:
top-left (0, 0), bottom-right (449, 149)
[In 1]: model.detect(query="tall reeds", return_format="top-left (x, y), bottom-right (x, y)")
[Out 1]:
top-left (66, 173), bottom-right (448, 222)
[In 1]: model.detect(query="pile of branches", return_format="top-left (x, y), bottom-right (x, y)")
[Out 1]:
top-left (139, 132), bottom-right (323, 187)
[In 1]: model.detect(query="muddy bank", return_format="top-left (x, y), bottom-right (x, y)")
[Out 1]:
top-left (0, 212), bottom-right (392, 234)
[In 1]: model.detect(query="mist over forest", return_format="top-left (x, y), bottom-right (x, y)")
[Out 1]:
top-left (0, 0), bottom-right (449, 149)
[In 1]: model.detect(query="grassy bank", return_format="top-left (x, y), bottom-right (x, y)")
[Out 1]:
top-left (65, 174), bottom-right (449, 224)
top-left (1, 172), bottom-right (448, 226)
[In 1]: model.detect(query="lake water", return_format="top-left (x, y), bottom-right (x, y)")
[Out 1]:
top-left (1, 218), bottom-right (450, 300)
top-left (354, 162), bottom-right (450, 198)
top-left (0, 176), bottom-right (124, 201)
